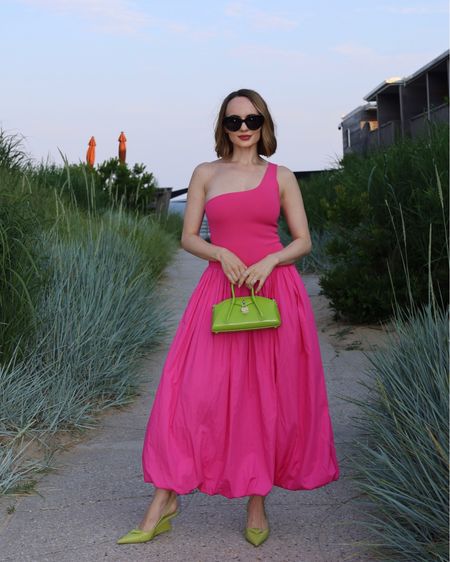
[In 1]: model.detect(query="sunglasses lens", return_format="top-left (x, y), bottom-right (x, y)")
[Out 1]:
top-left (223, 114), bottom-right (264, 132)
top-left (223, 116), bottom-right (241, 131)
top-left (246, 115), bottom-right (264, 130)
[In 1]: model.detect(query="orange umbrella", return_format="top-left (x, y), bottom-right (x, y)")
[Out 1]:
top-left (86, 136), bottom-right (96, 166)
top-left (118, 131), bottom-right (127, 163)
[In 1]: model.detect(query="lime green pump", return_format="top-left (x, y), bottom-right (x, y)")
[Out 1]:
top-left (117, 509), bottom-right (180, 545)
top-left (244, 526), bottom-right (270, 546)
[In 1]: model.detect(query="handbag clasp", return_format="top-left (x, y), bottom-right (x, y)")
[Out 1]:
top-left (240, 298), bottom-right (249, 314)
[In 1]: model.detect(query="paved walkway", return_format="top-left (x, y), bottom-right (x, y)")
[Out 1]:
top-left (0, 249), bottom-right (379, 562)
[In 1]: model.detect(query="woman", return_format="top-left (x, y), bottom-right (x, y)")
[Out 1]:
top-left (117, 88), bottom-right (340, 547)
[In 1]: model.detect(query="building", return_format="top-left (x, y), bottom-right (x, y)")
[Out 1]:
top-left (339, 49), bottom-right (449, 155)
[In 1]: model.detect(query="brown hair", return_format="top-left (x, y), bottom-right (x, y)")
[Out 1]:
top-left (214, 89), bottom-right (277, 158)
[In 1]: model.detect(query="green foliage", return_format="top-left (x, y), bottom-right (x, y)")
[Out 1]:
top-left (295, 171), bottom-right (338, 233)
top-left (0, 130), bottom-right (28, 171)
top-left (91, 209), bottom-right (178, 279)
top-left (1, 226), bottom-right (170, 432)
top-left (278, 214), bottom-right (332, 273)
top-left (0, 170), bottom-right (47, 361)
top-left (156, 210), bottom-right (184, 243)
top-left (30, 160), bottom-right (110, 213)
top-left (28, 155), bottom-right (160, 216)
top-left (0, 224), bottom-right (174, 495)
top-left (0, 130), bottom-right (178, 494)
top-left (97, 157), bottom-right (157, 212)
top-left (297, 121), bottom-right (449, 323)
top-left (0, 435), bottom-right (49, 495)
top-left (344, 304), bottom-right (449, 561)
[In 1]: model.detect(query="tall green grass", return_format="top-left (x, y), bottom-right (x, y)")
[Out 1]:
top-left (340, 146), bottom-right (449, 559)
top-left (278, 215), bottom-right (332, 273)
top-left (156, 208), bottom-right (184, 243)
top-left (0, 130), bottom-right (29, 171)
top-left (30, 159), bottom-right (111, 213)
top-left (344, 303), bottom-right (448, 561)
top-left (0, 131), bottom-right (181, 494)
top-left (0, 217), bottom-right (178, 493)
top-left (294, 121), bottom-right (449, 322)
top-left (0, 226), bottom-right (172, 436)
top-left (294, 121), bottom-right (450, 559)
top-left (0, 168), bottom-right (47, 361)
top-left (0, 431), bottom-right (52, 494)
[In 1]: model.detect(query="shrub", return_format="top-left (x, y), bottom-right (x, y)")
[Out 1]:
top-left (343, 303), bottom-right (449, 561)
top-left (316, 121), bottom-right (449, 322)
top-left (31, 161), bottom-right (110, 213)
top-left (156, 210), bottom-right (184, 243)
top-left (278, 212), bottom-right (332, 273)
top-left (0, 131), bottom-right (179, 493)
top-left (0, 130), bottom-right (28, 171)
top-left (97, 157), bottom-right (157, 212)
top-left (0, 168), bottom-right (46, 361)
top-left (295, 170), bottom-right (338, 233)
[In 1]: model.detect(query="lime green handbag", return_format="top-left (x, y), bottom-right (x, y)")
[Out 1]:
top-left (211, 282), bottom-right (281, 333)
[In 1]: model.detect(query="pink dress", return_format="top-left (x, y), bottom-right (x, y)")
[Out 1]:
top-left (142, 162), bottom-right (339, 498)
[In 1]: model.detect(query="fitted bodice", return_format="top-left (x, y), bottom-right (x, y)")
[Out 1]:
top-left (204, 162), bottom-right (284, 266)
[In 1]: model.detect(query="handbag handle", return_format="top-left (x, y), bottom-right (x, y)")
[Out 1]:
top-left (226, 282), bottom-right (264, 321)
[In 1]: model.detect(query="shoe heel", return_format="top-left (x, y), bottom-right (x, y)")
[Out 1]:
top-left (155, 519), bottom-right (171, 535)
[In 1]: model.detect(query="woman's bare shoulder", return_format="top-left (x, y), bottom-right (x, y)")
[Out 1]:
top-left (194, 158), bottom-right (221, 174)
top-left (191, 159), bottom-right (222, 179)
top-left (276, 164), bottom-right (296, 181)
top-left (275, 165), bottom-right (300, 201)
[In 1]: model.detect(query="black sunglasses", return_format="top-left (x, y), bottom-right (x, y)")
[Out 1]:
top-left (222, 114), bottom-right (264, 132)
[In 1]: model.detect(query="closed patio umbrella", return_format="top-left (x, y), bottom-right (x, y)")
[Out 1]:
top-left (86, 136), bottom-right (96, 166)
top-left (118, 131), bottom-right (127, 163)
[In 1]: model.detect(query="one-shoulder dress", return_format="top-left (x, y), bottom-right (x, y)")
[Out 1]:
top-left (142, 162), bottom-right (340, 498)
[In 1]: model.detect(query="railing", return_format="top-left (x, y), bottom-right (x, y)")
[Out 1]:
top-left (168, 198), bottom-right (210, 240)
top-left (344, 102), bottom-right (448, 155)
top-left (430, 103), bottom-right (449, 123)
top-left (409, 103), bottom-right (449, 136)
top-left (409, 112), bottom-right (428, 136)
top-left (379, 120), bottom-right (401, 146)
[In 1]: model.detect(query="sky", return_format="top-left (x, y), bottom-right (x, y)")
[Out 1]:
top-left (1, 0), bottom-right (448, 188)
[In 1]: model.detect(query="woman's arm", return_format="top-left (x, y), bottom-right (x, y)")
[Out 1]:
top-left (269, 166), bottom-right (312, 266)
top-left (180, 163), bottom-right (225, 262)
top-left (181, 163), bottom-right (249, 283)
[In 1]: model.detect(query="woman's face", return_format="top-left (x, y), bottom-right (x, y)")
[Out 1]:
top-left (224, 96), bottom-right (262, 151)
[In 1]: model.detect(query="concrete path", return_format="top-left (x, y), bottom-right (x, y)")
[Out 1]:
top-left (0, 249), bottom-right (381, 562)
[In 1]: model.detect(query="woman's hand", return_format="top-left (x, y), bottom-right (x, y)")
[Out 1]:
top-left (218, 248), bottom-right (248, 285)
top-left (237, 254), bottom-right (279, 292)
